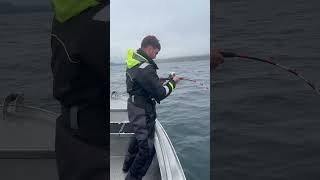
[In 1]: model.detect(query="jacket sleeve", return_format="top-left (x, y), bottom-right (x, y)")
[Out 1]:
top-left (135, 65), bottom-right (176, 102)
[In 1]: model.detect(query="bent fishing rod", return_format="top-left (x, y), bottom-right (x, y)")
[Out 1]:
top-left (220, 51), bottom-right (320, 95)
top-left (112, 73), bottom-right (209, 99)
top-left (162, 72), bottom-right (209, 90)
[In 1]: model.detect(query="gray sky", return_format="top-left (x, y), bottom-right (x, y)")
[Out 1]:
top-left (111, 0), bottom-right (210, 61)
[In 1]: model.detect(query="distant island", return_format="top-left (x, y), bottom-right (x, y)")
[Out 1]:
top-left (160, 54), bottom-right (210, 63)
top-left (0, 2), bottom-right (51, 14)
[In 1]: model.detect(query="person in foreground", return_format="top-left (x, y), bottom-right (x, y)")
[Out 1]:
top-left (123, 35), bottom-right (183, 180)
top-left (51, 0), bottom-right (109, 179)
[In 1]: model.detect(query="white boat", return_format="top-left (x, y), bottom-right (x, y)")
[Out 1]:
top-left (110, 97), bottom-right (186, 180)
top-left (0, 93), bottom-right (58, 180)
top-left (0, 93), bottom-right (186, 180)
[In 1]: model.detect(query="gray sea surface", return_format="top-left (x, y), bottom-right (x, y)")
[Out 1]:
top-left (0, 12), bottom-right (56, 111)
top-left (213, 0), bottom-right (320, 179)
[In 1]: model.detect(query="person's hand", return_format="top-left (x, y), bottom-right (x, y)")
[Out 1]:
top-left (173, 76), bottom-right (183, 84)
top-left (211, 48), bottom-right (224, 69)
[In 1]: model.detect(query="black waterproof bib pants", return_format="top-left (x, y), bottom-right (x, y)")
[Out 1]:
top-left (123, 96), bottom-right (157, 180)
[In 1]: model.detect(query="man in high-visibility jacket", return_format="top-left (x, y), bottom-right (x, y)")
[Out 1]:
top-left (123, 35), bottom-right (183, 180)
top-left (51, 1), bottom-right (109, 180)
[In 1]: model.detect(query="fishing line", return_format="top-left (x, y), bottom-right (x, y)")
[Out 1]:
top-left (181, 78), bottom-right (209, 90)
top-left (168, 72), bottom-right (209, 90)
top-left (220, 51), bottom-right (320, 95)
top-left (160, 77), bottom-right (209, 90)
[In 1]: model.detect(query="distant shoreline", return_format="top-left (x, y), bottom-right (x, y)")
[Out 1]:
top-left (111, 54), bottom-right (210, 65)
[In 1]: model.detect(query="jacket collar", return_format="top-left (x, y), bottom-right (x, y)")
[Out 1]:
top-left (136, 48), bottom-right (159, 70)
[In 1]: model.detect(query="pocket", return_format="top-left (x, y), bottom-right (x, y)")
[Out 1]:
top-left (145, 103), bottom-right (156, 122)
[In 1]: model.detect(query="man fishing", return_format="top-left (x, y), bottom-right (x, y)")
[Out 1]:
top-left (51, 0), bottom-right (108, 180)
top-left (123, 35), bottom-right (183, 180)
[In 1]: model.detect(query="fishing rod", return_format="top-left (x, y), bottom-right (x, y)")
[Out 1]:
top-left (220, 51), bottom-right (320, 95)
top-left (162, 72), bottom-right (209, 90)
top-left (111, 72), bottom-right (209, 99)
top-left (180, 78), bottom-right (209, 90)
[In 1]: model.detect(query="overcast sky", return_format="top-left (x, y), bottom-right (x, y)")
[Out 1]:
top-left (2, 0), bottom-right (210, 60)
top-left (111, 0), bottom-right (210, 61)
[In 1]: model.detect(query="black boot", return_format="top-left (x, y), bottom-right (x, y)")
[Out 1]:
top-left (123, 137), bottom-right (139, 172)
top-left (125, 171), bottom-right (142, 180)
top-left (122, 153), bottom-right (135, 172)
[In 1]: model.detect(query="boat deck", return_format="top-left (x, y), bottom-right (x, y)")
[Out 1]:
top-left (110, 129), bottom-right (161, 180)
top-left (111, 156), bottom-right (127, 179)
top-left (0, 104), bottom-right (58, 180)
top-left (110, 156), bottom-right (161, 180)
top-left (0, 96), bottom-right (185, 180)
top-left (110, 98), bottom-right (186, 180)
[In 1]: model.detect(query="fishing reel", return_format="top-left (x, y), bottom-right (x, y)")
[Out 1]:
top-left (168, 72), bottom-right (176, 80)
